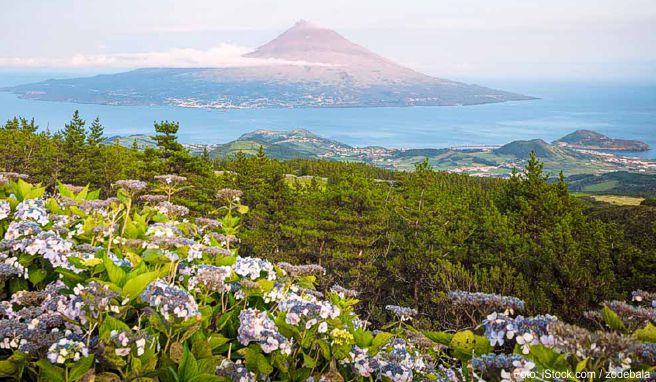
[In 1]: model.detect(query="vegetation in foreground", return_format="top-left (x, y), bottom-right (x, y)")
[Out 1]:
top-left (0, 176), bottom-right (654, 382)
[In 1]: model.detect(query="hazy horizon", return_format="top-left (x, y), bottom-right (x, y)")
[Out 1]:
top-left (1, 0), bottom-right (655, 82)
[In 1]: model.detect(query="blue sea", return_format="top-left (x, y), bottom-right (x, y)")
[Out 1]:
top-left (0, 72), bottom-right (655, 158)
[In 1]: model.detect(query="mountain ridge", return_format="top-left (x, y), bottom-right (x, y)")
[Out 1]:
top-left (106, 129), bottom-right (655, 176)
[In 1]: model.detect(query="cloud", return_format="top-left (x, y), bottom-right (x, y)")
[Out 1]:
top-left (0, 44), bottom-right (333, 69)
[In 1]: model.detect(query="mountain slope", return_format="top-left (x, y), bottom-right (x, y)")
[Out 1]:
top-left (494, 139), bottom-right (567, 160)
top-left (5, 21), bottom-right (533, 108)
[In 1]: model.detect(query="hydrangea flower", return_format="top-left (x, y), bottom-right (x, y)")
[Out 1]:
top-left (108, 330), bottom-right (148, 357)
top-left (385, 305), bottom-right (417, 321)
top-left (483, 312), bottom-right (557, 353)
top-left (14, 199), bottom-right (49, 226)
top-left (187, 264), bottom-right (232, 293)
top-left (5, 221), bottom-right (42, 242)
top-left (234, 256), bottom-right (276, 281)
top-left (146, 223), bottom-right (183, 239)
top-left (237, 308), bottom-right (291, 354)
top-left (140, 279), bottom-right (200, 321)
top-left (155, 201), bottom-right (189, 218)
top-left (46, 338), bottom-right (89, 364)
top-left (113, 180), bottom-right (147, 193)
top-left (216, 359), bottom-right (257, 382)
top-left (448, 290), bottom-right (525, 315)
top-left (278, 293), bottom-right (340, 329)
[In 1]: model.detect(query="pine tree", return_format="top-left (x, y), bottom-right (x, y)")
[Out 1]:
top-left (63, 110), bottom-right (87, 150)
top-left (61, 111), bottom-right (88, 184)
top-left (87, 117), bottom-right (105, 146)
top-left (153, 120), bottom-right (183, 154)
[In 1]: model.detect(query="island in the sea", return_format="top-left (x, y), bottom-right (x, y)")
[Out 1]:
top-left (107, 129), bottom-right (654, 177)
top-left (554, 129), bottom-right (650, 152)
top-left (3, 20), bottom-right (533, 108)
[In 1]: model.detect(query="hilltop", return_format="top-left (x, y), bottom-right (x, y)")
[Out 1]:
top-left (4, 20), bottom-right (532, 108)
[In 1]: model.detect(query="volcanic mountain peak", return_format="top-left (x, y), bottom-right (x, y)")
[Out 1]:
top-left (245, 20), bottom-right (395, 66)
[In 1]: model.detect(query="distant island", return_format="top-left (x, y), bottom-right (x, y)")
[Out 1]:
top-left (3, 20), bottom-right (533, 109)
top-left (554, 129), bottom-right (649, 151)
top-left (107, 129), bottom-right (654, 177)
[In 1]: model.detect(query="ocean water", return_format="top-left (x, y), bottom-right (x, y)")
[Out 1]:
top-left (0, 73), bottom-right (654, 158)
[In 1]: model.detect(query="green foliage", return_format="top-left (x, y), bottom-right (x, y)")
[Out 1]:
top-left (1, 115), bottom-right (654, 328)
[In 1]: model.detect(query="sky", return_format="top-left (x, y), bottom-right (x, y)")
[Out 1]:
top-left (0, 0), bottom-right (654, 81)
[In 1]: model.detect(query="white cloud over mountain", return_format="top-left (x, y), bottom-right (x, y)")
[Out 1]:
top-left (0, 44), bottom-right (334, 69)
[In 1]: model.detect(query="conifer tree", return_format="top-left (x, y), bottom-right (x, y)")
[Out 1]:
top-left (61, 111), bottom-right (88, 184)
top-left (63, 110), bottom-right (87, 150)
top-left (153, 120), bottom-right (183, 154)
top-left (87, 117), bottom-right (105, 146)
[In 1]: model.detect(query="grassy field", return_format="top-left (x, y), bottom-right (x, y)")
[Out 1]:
top-left (586, 194), bottom-right (645, 206)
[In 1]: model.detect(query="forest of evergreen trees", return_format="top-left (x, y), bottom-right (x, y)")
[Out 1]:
top-left (1, 112), bottom-right (654, 327)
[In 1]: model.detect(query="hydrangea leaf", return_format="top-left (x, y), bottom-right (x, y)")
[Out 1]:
top-left (526, 344), bottom-right (570, 372)
top-left (122, 271), bottom-right (158, 299)
top-left (0, 360), bottom-right (17, 377)
top-left (99, 316), bottom-right (131, 340)
top-left (576, 358), bottom-right (588, 373)
top-left (302, 352), bottom-right (317, 368)
top-left (208, 334), bottom-right (231, 349)
top-left (68, 356), bottom-right (94, 381)
top-left (353, 328), bottom-right (374, 348)
top-left (36, 359), bottom-right (65, 382)
top-left (602, 305), bottom-right (627, 332)
top-left (423, 331), bottom-right (454, 346)
top-left (449, 330), bottom-right (490, 360)
top-left (634, 323), bottom-right (656, 343)
top-left (371, 331), bottom-right (394, 352)
top-left (28, 267), bottom-right (48, 285)
top-left (103, 253), bottom-right (128, 287)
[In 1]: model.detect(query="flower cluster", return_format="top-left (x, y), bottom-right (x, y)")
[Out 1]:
top-left (113, 179), bottom-right (147, 192)
top-left (216, 359), bottom-right (257, 382)
top-left (483, 312), bottom-right (557, 353)
top-left (154, 174), bottom-right (187, 185)
top-left (330, 284), bottom-right (360, 299)
top-left (234, 256), bottom-right (276, 281)
top-left (448, 290), bottom-right (525, 315)
top-left (343, 339), bottom-right (431, 382)
top-left (46, 337), bottom-right (89, 364)
top-left (278, 293), bottom-right (340, 330)
top-left (14, 199), bottom-right (49, 225)
top-left (604, 300), bottom-right (656, 326)
top-left (72, 281), bottom-right (122, 320)
top-left (386, 305), bottom-right (418, 321)
top-left (187, 264), bottom-right (232, 293)
top-left (632, 290), bottom-right (656, 307)
top-left (237, 308), bottom-right (292, 354)
top-left (108, 330), bottom-right (148, 357)
top-left (139, 279), bottom-right (200, 321)
top-left (155, 201), bottom-right (189, 218)
top-left (216, 188), bottom-right (243, 201)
